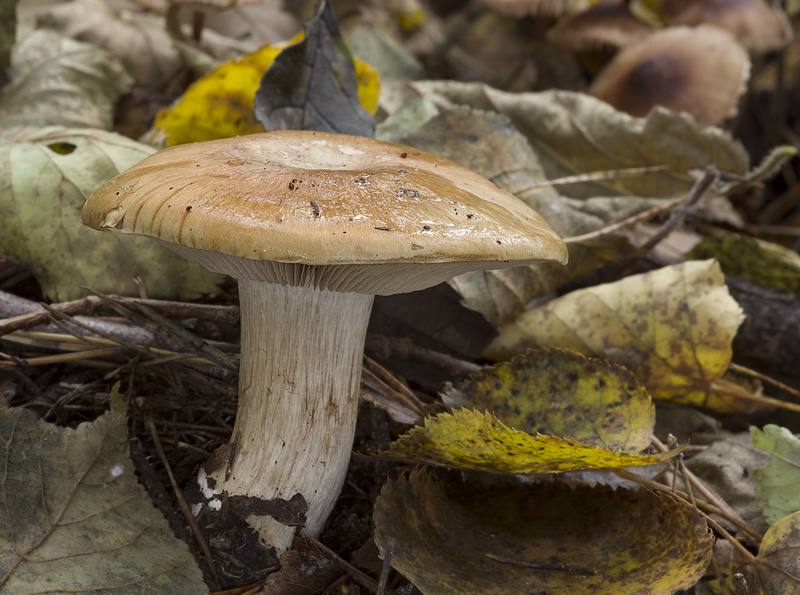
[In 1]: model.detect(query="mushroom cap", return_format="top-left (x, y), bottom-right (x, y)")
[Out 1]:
top-left (547, 3), bottom-right (654, 53)
top-left (588, 25), bottom-right (750, 126)
top-left (662, 0), bottom-right (789, 53)
top-left (82, 131), bottom-right (567, 295)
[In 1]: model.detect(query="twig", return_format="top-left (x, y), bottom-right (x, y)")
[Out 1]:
top-left (147, 417), bottom-right (220, 588)
top-left (365, 333), bottom-right (481, 378)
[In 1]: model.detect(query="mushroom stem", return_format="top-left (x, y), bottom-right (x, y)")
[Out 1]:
top-left (204, 278), bottom-right (373, 553)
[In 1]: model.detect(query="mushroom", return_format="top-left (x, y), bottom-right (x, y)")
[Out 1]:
top-left (547, 3), bottom-right (654, 54)
top-left (588, 25), bottom-right (750, 126)
top-left (81, 130), bottom-right (568, 553)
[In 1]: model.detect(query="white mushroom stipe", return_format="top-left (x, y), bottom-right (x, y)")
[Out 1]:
top-left (203, 280), bottom-right (373, 547)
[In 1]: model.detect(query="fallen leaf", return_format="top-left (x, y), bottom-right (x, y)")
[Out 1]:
top-left (443, 348), bottom-right (655, 452)
top-left (36, 0), bottom-right (180, 88)
top-left (751, 510), bottom-right (800, 593)
top-left (688, 231), bottom-right (800, 294)
top-left (385, 409), bottom-right (671, 474)
top-left (254, 2), bottom-right (375, 136)
top-left (383, 80), bottom-right (749, 199)
top-left (751, 425), bottom-right (800, 525)
top-left (485, 260), bottom-right (745, 410)
top-left (374, 470), bottom-right (713, 594)
top-left (344, 19), bottom-right (424, 81)
top-left (0, 387), bottom-right (208, 593)
top-left (0, 30), bottom-right (133, 131)
top-left (0, 127), bottom-right (223, 301)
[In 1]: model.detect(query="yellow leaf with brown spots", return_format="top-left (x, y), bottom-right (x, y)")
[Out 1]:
top-left (484, 260), bottom-right (744, 410)
top-left (385, 409), bottom-right (672, 474)
top-left (373, 470), bottom-right (713, 595)
top-left (444, 348), bottom-right (654, 452)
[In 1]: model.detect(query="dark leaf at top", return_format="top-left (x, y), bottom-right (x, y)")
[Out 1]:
top-left (254, 1), bottom-right (374, 137)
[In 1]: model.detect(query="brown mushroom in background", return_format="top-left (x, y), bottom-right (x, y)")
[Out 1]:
top-left (82, 130), bottom-right (568, 554)
top-left (660, 0), bottom-right (790, 53)
top-left (547, 2), bottom-right (654, 54)
top-left (588, 25), bottom-right (750, 126)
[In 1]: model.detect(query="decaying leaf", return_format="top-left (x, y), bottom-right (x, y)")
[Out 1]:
top-left (36, 0), bottom-right (180, 88)
top-left (751, 425), bottom-right (800, 525)
top-left (0, 0), bottom-right (14, 87)
top-left (381, 79), bottom-right (749, 199)
top-left (0, 30), bottom-right (133, 131)
top-left (254, 2), bottom-right (375, 136)
top-left (0, 387), bottom-right (208, 593)
top-left (344, 19), bottom-right (424, 81)
top-left (385, 409), bottom-right (671, 474)
top-left (0, 127), bottom-right (223, 301)
top-left (444, 348), bottom-right (654, 452)
top-left (374, 470), bottom-right (713, 594)
top-left (688, 231), bottom-right (800, 294)
top-left (751, 510), bottom-right (800, 593)
top-left (485, 260), bottom-right (745, 410)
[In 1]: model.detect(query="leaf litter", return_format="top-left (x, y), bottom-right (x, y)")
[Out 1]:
top-left (1, 0), bottom-right (800, 593)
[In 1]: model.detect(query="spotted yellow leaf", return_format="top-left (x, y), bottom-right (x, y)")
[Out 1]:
top-left (386, 409), bottom-right (672, 474)
top-left (154, 34), bottom-right (380, 146)
top-left (485, 260), bottom-right (745, 410)
top-left (444, 348), bottom-right (654, 452)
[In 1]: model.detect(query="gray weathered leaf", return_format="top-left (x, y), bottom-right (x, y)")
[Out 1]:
top-left (0, 388), bottom-right (209, 593)
top-left (254, 1), bottom-right (374, 136)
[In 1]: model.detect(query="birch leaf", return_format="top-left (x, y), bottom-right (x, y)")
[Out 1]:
top-left (0, 127), bottom-right (223, 301)
top-left (0, 388), bottom-right (208, 593)
top-left (485, 260), bottom-right (745, 409)
top-left (751, 425), bottom-right (800, 525)
top-left (373, 470), bottom-right (713, 595)
top-left (444, 348), bottom-right (654, 452)
top-left (385, 409), bottom-right (671, 474)
top-left (751, 511), bottom-right (800, 593)
top-left (0, 30), bottom-right (133, 131)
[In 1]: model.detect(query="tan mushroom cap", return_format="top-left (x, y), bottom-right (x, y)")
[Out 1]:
top-left (588, 25), bottom-right (750, 126)
top-left (83, 130), bottom-right (567, 296)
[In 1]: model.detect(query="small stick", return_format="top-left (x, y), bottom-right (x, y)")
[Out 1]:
top-left (146, 417), bottom-right (220, 588)
top-left (376, 538), bottom-right (395, 595)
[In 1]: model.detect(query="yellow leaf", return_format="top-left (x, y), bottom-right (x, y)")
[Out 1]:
top-left (386, 409), bottom-right (672, 474)
top-left (153, 33), bottom-right (380, 146)
top-left (444, 348), bottom-right (654, 452)
top-left (485, 260), bottom-right (745, 409)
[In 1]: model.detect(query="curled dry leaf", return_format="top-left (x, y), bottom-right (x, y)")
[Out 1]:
top-left (444, 348), bottom-right (655, 452)
top-left (373, 470), bottom-right (713, 595)
top-left (0, 387), bottom-right (208, 593)
top-left (751, 425), bottom-right (800, 525)
top-left (0, 30), bottom-right (133, 131)
top-left (36, 0), bottom-right (180, 88)
top-left (385, 409), bottom-right (672, 474)
top-left (385, 80), bottom-right (749, 199)
top-left (485, 260), bottom-right (745, 410)
top-left (0, 127), bottom-right (223, 301)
